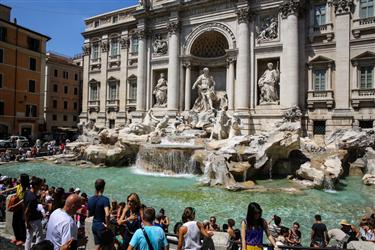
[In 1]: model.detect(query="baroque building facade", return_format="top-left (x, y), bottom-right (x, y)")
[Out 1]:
top-left (80, 0), bottom-right (375, 135)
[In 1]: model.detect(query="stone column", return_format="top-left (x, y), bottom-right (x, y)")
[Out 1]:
top-left (81, 42), bottom-right (90, 121)
top-left (280, 0), bottom-right (301, 107)
top-left (226, 58), bottom-right (235, 110)
top-left (235, 8), bottom-right (250, 110)
top-left (308, 65), bottom-right (313, 91)
top-left (184, 63), bottom-right (191, 111)
top-left (167, 20), bottom-right (180, 112)
top-left (136, 29), bottom-right (147, 111)
top-left (119, 35), bottom-right (130, 124)
top-left (99, 36), bottom-right (109, 126)
top-left (327, 63), bottom-right (332, 89)
top-left (352, 62), bottom-right (358, 89)
top-left (329, 0), bottom-right (353, 109)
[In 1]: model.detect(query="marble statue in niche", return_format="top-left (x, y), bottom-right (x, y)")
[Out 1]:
top-left (153, 73), bottom-right (168, 108)
top-left (192, 67), bottom-right (217, 112)
top-left (258, 62), bottom-right (280, 104)
top-left (152, 35), bottom-right (168, 55)
top-left (256, 16), bottom-right (278, 43)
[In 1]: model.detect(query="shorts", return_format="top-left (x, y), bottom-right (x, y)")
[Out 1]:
top-left (246, 245), bottom-right (262, 250)
top-left (92, 224), bottom-right (114, 246)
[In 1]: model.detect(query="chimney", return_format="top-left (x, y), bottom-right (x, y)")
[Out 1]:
top-left (0, 4), bottom-right (11, 21)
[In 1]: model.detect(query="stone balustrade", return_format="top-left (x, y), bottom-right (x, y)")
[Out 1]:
top-left (309, 23), bottom-right (334, 42)
top-left (307, 90), bottom-right (334, 109)
top-left (352, 17), bottom-right (375, 38)
top-left (351, 88), bottom-right (375, 108)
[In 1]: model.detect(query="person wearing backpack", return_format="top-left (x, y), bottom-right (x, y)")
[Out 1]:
top-left (128, 207), bottom-right (169, 250)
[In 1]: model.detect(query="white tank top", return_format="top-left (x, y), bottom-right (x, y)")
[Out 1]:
top-left (183, 221), bottom-right (202, 250)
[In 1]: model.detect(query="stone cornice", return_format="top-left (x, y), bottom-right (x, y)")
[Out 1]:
top-left (236, 8), bottom-right (251, 23)
top-left (279, 0), bottom-right (302, 19)
top-left (328, 0), bottom-right (354, 15)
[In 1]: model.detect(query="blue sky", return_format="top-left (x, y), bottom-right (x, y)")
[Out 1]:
top-left (2, 0), bottom-right (138, 56)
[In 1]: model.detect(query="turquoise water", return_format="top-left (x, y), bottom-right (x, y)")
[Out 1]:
top-left (1, 162), bottom-right (374, 244)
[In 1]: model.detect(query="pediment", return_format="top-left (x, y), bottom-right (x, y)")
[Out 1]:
top-left (352, 51), bottom-right (375, 62)
top-left (308, 55), bottom-right (334, 65)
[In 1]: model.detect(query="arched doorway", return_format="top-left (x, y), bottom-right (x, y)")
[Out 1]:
top-left (190, 31), bottom-right (229, 58)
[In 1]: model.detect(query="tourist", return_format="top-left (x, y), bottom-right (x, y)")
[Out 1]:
top-left (327, 228), bottom-right (349, 248)
top-left (177, 207), bottom-right (213, 250)
top-left (51, 187), bottom-right (65, 212)
top-left (241, 202), bottom-right (278, 250)
top-left (30, 240), bottom-right (54, 250)
top-left (118, 193), bottom-right (143, 249)
top-left (360, 223), bottom-right (375, 242)
top-left (154, 212), bottom-right (164, 229)
top-left (173, 222), bottom-right (183, 235)
top-left (46, 194), bottom-right (83, 250)
top-left (128, 207), bottom-right (169, 250)
top-left (117, 202), bottom-right (126, 220)
top-left (159, 208), bottom-right (170, 233)
top-left (275, 226), bottom-right (289, 246)
top-left (311, 214), bottom-right (328, 247)
top-left (287, 222), bottom-right (301, 246)
top-left (24, 177), bottom-right (44, 250)
top-left (209, 216), bottom-right (220, 231)
top-left (227, 219), bottom-right (240, 250)
top-left (110, 200), bottom-right (119, 221)
top-left (75, 196), bottom-right (88, 238)
top-left (1, 173), bottom-right (30, 246)
top-left (74, 188), bottom-right (81, 196)
top-left (269, 215), bottom-right (282, 238)
top-left (340, 220), bottom-right (358, 242)
top-left (88, 179), bottom-right (113, 250)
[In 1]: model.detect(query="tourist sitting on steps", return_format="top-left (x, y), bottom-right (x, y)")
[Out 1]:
top-left (177, 207), bottom-right (213, 250)
top-left (209, 216), bottom-right (220, 231)
top-left (287, 222), bottom-right (301, 246)
top-left (241, 202), bottom-right (278, 250)
top-left (268, 215), bottom-right (282, 239)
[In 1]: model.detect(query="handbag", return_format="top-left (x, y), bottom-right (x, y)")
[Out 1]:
top-left (7, 194), bottom-right (21, 212)
top-left (142, 226), bottom-right (154, 250)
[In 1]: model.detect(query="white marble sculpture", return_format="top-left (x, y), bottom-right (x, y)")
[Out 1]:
top-left (258, 62), bottom-right (280, 104)
top-left (192, 67), bottom-right (217, 112)
top-left (153, 73), bottom-right (168, 107)
top-left (152, 35), bottom-right (168, 55)
top-left (256, 17), bottom-right (278, 42)
top-left (228, 113), bottom-right (242, 138)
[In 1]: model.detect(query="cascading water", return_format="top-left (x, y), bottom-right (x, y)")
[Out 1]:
top-left (135, 144), bottom-right (203, 175)
top-left (323, 176), bottom-right (337, 193)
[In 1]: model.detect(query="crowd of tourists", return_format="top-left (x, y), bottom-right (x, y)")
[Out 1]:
top-left (0, 173), bottom-right (374, 250)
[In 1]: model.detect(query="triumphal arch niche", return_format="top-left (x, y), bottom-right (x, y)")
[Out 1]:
top-left (183, 22), bottom-right (237, 110)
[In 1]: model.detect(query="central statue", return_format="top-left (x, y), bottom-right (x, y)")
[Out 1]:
top-left (192, 67), bottom-right (217, 112)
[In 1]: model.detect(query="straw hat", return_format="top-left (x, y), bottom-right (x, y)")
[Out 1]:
top-left (339, 220), bottom-right (351, 226)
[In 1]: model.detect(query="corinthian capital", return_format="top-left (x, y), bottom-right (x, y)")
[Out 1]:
top-left (136, 29), bottom-right (146, 39)
top-left (82, 43), bottom-right (91, 56)
top-left (167, 21), bottom-right (180, 35)
top-left (279, 0), bottom-right (302, 19)
top-left (328, 0), bottom-right (354, 15)
top-left (236, 8), bottom-right (250, 24)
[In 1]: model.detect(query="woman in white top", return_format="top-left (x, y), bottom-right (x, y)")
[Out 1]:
top-left (177, 207), bottom-right (213, 250)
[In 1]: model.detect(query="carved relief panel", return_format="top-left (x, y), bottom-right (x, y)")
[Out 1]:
top-left (256, 13), bottom-right (280, 44)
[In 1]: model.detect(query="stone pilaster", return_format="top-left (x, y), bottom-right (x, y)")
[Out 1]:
top-left (226, 57), bottom-right (236, 111)
top-left (184, 62), bottom-right (191, 111)
top-left (235, 8), bottom-right (251, 110)
top-left (280, 0), bottom-right (301, 108)
top-left (167, 20), bottom-right (180, 112)
top-left (98, 36), bottom-right (109, 126)
top-left (80, 42), bottom-right (90, 121)
top-left (119, 34), bottom-right (130, 123)
top-left (136, 28), bottom-right (147, 112)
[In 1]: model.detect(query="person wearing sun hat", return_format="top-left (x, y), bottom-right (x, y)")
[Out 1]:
top-left (340, 220), bottom-right (359, 243)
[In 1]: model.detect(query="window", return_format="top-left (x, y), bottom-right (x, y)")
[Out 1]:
top-left (313, 120), bottom-right (326, 135)
top-left (314, 5), bottom-right (326, 26)
top-left (52, 114), bottom-right (57, 121)
top-left (313, 69), bottom-right (326, 91)
top-left (53, 84), bottom-right (58, 92)
top-left (0, 101), bottom-right (4, 115)
top-left (63, 115), bottom-right (67, 121)
top-left (27, 37), bottom-right (40, 52)
top-left (110, 38), bottom-right (119, 56)
top-left (359, 120), bottom-right (374, 129)
top-left (74, 102), bottom-right (77, 110)
top-left (28, 80), bottom-right (36, 93)
top-left (0, 27), bottom-right (7, 42)
top-left (0, 49), bottom-right (3, 63)
top-left (63, 71), bottom-right (69, 79)
top-left (64, 86), bottom-right (68, 94)
top-left (73, 116), bottom-right (77, 122)
top-left (128, 78), bottom-right (137, 102)
top-left (64, 101), bottom-right (68, 109)
top-left (26, 105), bottom-right (37, 117)
top-left (75, 74), bottom-right (78, 81)
top-left (29, 58), bottom-right (36, 71)
top-left (53, 100), bottom-right (57, 109)
top-left (90, 84), bottom-right (98, 101)
top-left (131, 37), bottom-right (139, 53)
top-left (94, 20), bottom-right (100, 28)
top-left (92, 42), bottom-right (100, 60)
top-left (54, 69), bottom-right (58, 77)
top-left (0, 74), bottom-right (3, 88)
top-left (360, 0), bottom-right (374, 18)
top-left (74, 87), bottom-right (78, 95)
top-left (108, 82), bottom-right (118, 100)
top-left (112, 16), bottom-right (118, 23)
top-left (360, 66), bottom-right (373, 89)
top-left (109, 119), bottom-right (115, 129)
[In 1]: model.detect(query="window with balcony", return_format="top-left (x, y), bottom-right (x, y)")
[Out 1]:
top-left (128, 77), bottom-right (137, 103)
top-left (26, 105), bottom-right (37, 117)
top-left (28, 80), bottom-right (36, 93)
top-left (89, 84), bottom-right (98, 101)
top-left (108, 82), bottom-right (118, 100)
top-left (313, 69), bottom-right (327, 91)
top-left (91, 42), bottom-right (100, 60)
top-left (314, 5), bottom-right (326, 26)
top-left (110, 37), bottom-right (120, 57)
top-left (0, 27), bottom-right (7, 42)
top-left (131, 37), bottom-right (139, 54)
top-left (360, 66), bottom-right (373, 89)
top-left (360, 0), bottom-right (374, 18)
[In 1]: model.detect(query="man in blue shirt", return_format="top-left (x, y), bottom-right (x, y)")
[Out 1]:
top-left (129, 207), bottom-right (169, 250)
